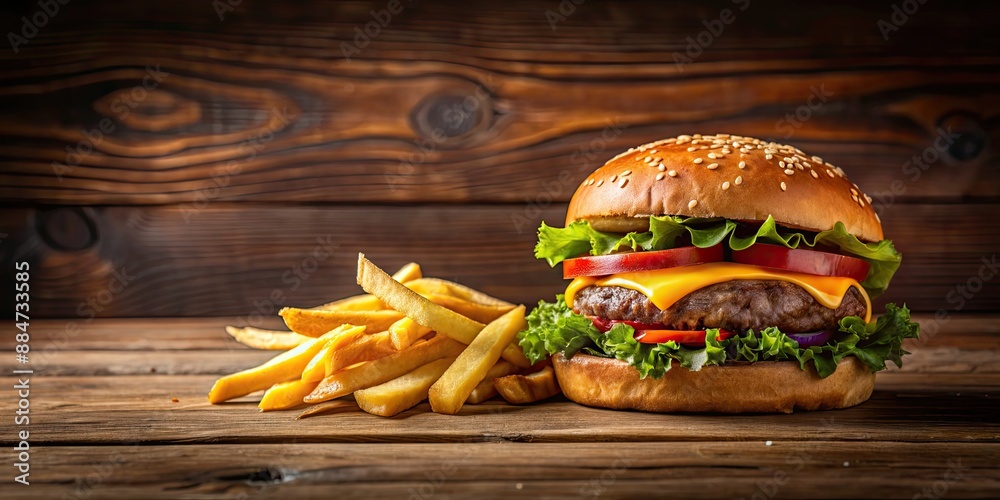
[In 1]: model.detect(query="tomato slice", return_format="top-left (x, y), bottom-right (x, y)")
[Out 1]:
top-left (634, 328), bottom-right (736, 345)
top-left (563, 244), bottom-right (724, 278)
top-left (732, 243), bottom-right (870, 282)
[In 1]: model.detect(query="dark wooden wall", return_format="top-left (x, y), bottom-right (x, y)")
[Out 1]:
top-left (1, 0), bottom-right (998, 319)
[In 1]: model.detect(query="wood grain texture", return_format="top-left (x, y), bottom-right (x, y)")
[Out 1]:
top-left (6, 314), bottom-right (994, 351)
top-left (18, 442), bottom-right (1000, 499)
top-left (1, 202), bottom-right (998, 317)
top-left (2, 318), bottom-right (997, 498)
top-left (1, 318), bottom-right (997, 447)
top-left (0, 1), bottom-right (997, 204)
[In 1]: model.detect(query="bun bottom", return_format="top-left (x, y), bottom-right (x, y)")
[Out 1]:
top-left (552, 353), bottom-right (875, 414)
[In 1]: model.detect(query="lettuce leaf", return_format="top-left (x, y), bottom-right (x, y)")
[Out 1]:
top-left (517, 296), bottom-right (920, 379)
top-left (535, 215), bottom-right (901, 296)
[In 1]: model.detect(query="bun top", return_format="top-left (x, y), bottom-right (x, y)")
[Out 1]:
top-left (566, 134), bottom-right (884, 242)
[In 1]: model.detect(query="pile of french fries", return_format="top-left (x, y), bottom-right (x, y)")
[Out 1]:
top-left (208, 254), bottom-right (561, 417)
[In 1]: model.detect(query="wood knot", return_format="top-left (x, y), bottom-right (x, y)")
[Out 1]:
top-left (93, 88), bottom-right (201, 132)
top-left (937, 111), bottom-right (986, 162)
top-left (410, 87), bottom-right (493, 146)
top-left (35, 207), bottom-right (98, 251)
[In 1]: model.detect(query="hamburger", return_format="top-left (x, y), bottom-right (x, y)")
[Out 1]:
top-left (517, 134), bottom-right (920, 413)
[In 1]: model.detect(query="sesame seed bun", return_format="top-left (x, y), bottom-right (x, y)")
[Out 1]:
top-left (552, 353), bottom-right (875, 413)
top-left (566, 134), bottom-right (884, 242)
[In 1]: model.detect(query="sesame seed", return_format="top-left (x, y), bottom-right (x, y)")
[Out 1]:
top-left (865, 194), bottom-right (873, 203)
top-left (722, 181), bottom-right (731, 190)
top-left (618, 178), bottom-right (629, 188)
top-left (611, 175), bottom-right (618, 182)
top-left (784, 169), bottom-right (795, 175)
top-left (655, 172), bottom-right (666, 181)
top-left (810, 170), bottom-right (819, 178)
top-left (621, 170), bottom-right (632, 177)
top-left (812, 156), bottom-right (823, 163)
top-left (688, 199), bottom-right (698, 209)
top-left (784, 157), bottom-right (792, 163)
top-left (780, 182), bottom-right (787, 191)
top-left (644, 156), bottom-right (652, 163)
top-left (826, 170), bottom-right (835, 178)
top-left (766, 154), bottom-right (773, 160)
top-left (693, 158), bottom-right (704, 164)
top-left (650, 150), bottom-right (657, 154)
top-left (779, 161), bottom-right (786, 168)
top-left (796, 164), bottom-right (804, 170)
top-left (738, 161), bottom-right (746, 169)
top-left (668, 170), bottom-right (678, 177)
top-left (802, 161), bottom-right (811, 168)
top-left (850, 188), bottom-right (858, 195)
top-left (721, 149), bottom-right (731, 155)
top-left (707, 163), bottom-right (719, 170)
top-left (596, 179), bottom-right (604, 186)
top-left (657, 163), bottom-right (666, 171)
top-left (852, 194), bottom-right (859, 202)
top-left (708, 153), bottom-right (717, 159)
top-left (687, 147), bottom-right (697, 152)
top-left (735, 175), bottom-right (743, 185)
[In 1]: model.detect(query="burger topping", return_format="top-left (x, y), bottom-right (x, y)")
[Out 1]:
top-left (562, 244), bottom-right (724, 278)
top-left (517, 295), bottom-right (920, 379)
top-left (733, 243), bottom-right (870, 282)
top-left (564, 262), bottom-right (872, 323)
top-left (573, 282), bottom-right (869, 333)
top-left (535, 214), bottom-right (901, 297)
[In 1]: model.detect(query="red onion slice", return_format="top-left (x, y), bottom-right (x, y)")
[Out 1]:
top-left (787, 330), bottom-right (836, 348)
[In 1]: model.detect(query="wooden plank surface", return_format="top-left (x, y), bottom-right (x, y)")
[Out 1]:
top-left (0, 1), bottom-right (997, 204)
top-left (2, 317), bottom-right (997, 498)
top-left (17, 442), bottom-right (1000, 499)
top-left (2, 202), bottom-right (998, 318)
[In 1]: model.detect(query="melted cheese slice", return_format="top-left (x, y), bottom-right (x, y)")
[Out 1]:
top-left (564, 262), bottom-right (871, 323)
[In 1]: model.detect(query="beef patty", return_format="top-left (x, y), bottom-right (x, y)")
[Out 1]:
top-left (573, 281), bottom-right (867, 332)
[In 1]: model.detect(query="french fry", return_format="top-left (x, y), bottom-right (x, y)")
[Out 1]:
top-left (312, 262), bottom-right (422, 311)
top-left (356, 254), bottom-right (529, 367)
top-left (208, 325), bottom-right (357, 404)
top-left (279, 308), bottom-right (403, 337)
top-left (466, 360), bottom-right (521, 404)
top-left (494, 365), bottom-right (561, 404)
top-left (426, 294), bottom-right (515, 324)
top-left (312, 294), bottom-right (385, 312)
top-left (327, 331), bottom-right (398, 373)
top-left (225, 326), bottom-right (312, 350)
top-left (258, 378), bottom-right (320, 411)
top-left (390, 262), bottom-right (423, 283)
top-left (300, 324), bottom-right (367, 382)
top-left (428, 306), bottom-right (527, 414)
top-left (388, 317), bottom-right (433, 350)
top-left (354, 358), bottom-right (454, 417)
top-left (406, 278), bottom-right (513, 307)
top-left (305, 334), bottom-right (464, 403)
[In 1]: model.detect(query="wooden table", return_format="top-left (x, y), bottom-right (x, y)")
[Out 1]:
top-left (3, 316), bottom-right (998, 499)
